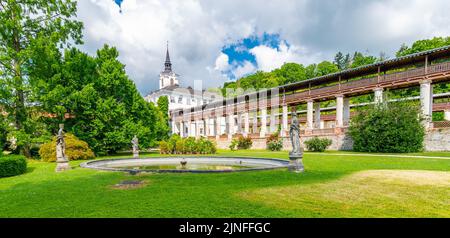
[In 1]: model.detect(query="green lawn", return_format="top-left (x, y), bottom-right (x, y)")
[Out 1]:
top-left (0, 150), bottom-right (449, 217)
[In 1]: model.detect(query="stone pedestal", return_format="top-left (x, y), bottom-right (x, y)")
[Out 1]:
top-left (288, 153), bottom-right (304, 173)
top-left (55, 158), bottom-right (71, 172)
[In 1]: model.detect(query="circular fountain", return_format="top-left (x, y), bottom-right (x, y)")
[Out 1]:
top-left (80, 157), bottom-right (289, 173)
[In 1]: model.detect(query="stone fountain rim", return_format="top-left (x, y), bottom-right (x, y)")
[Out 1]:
top-left (79, 156), bottom-right (291, 173)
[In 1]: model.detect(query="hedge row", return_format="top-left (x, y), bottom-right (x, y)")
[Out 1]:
top-left (160, 135), bottom-right (217, 154)
top-left (0, 155), bottom-right (27, 178)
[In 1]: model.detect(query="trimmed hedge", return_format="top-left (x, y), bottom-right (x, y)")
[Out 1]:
top-left (0, 155), bottom-right (27, 178)
top-left (159, 135), bottom-right (217, 154)
top-left (39, 133), bottom-right (95, 162)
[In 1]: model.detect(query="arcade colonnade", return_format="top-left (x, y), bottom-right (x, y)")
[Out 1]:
top-left (171, 81), bottom-right (435, 139)
top-left (170, 46), bottom-right (450, 140)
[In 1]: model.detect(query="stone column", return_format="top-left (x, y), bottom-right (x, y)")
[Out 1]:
top-left (237, 113), bottom-right (243, 134)
top-left (204, 118), bottom-right (209, 137)
top-left (336, 95), bottom-right (344, 127)
top-left (186, 121), bottom-right (190, 137)
top-left (243, 111), bottom-right (249, 137)
top-left (179, 121), bottom-right (184, 137)
top-left (444, 110), bottom-right (450, 121)
top-left (215, 116), bottom-right (221, 140)
top-left (282, 105), bottom-right (288, 136)
top-left (269, 109), bottom-right (277, 133)
top-left (374, 87), bottom-right (383, 104)
top-left (307, 100), bottom-right (314, 130)
top-left (260, 108), bottom-right (267, 138)
top-left (420, 80), bottom-right (433, 128)
top-left (314, 102), bottom-right (321, 129)
top-left (343, 97), bottom-right (350, 125)
top-left (252, 111), bottom-right (258, 134)
top-left (171, 120), bottom-right (176, 135)
top-left (228, 114), bottom-right (235, 140)
top-left (193, 121), bottom-right (197, 138)
top-left (189, 121), bottom-right (197, 137)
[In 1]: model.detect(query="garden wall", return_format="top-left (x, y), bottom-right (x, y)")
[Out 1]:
top-left (424, 127), bottom-right (450, 151)
top-left (215, 128), bottom-right (450, 152)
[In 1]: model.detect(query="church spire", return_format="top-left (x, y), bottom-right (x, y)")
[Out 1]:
top-left (164, 41), bottom-right (172, 72)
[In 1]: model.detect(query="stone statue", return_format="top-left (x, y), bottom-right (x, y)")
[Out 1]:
top-left (131, 135), bottom-right (139, 159)
top-left (288, 110), bottom-right (304, 172)
top-left (289, 112), bottom-right (301, 155)
top-left (55, 124), bottom-right (71, 172)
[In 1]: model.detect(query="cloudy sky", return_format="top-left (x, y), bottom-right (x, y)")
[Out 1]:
top-left (76, 0), bottom-right (450, 95)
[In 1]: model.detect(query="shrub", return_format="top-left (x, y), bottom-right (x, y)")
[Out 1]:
top-left (197, 137), bottom-right (217, 154)
top-left (39, 133), bottom-right (95, 162)
top-left (0, 155), bottom-right (27, 178)
top-left (236, 136), bottom-right (252, 150)
top-left (184, 137), bottom-right (197, 154)
top-left (266, 132), bottom-right (283, 151)
top-left (266, 132), bottom-right (280, 144)
top-left (304, 137), bottom-right (332, 152)
top-left (159, 141), bottom-right (169, 154)
top-left (175, 140), bottom-right (185, 154)
top-left (267, 139), bottom-right (283, 151)
top-left (168, 134), bottom-right (181, 154)
top-left (159, 136), bottom-right (216, 154)
top-left (229, 139), bottom-right (238, 151)
top-left (349, 101), bottom-right (425, 153)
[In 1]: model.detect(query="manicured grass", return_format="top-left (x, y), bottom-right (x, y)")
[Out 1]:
top-left (0, 150), bottom-right (449, 217)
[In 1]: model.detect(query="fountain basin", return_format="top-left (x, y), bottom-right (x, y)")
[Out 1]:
top-left (80, 157), bottom-right (289, 173)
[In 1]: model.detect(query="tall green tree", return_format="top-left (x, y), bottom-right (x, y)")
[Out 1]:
top-left (396, 37), bottom-right (450, 57)
top-left (334, 52), bottom-right (351, 71)
top-left (35, 45), bottom-right (159, 154)
top-left (350, 52), bottom-right (377, 68)
top-left (157, 96), bottom-right (169, 120)
top-left (316, 61), bottom-right (339, 76)
top-left (273, 63), bottom-right (307, 84)
top-left (0, 0), bottom-right (83, 156)
top-left (155, 96), bottom-right (170, 140)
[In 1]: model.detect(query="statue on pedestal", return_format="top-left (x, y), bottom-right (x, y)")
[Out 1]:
top-left (131, 135), bottom-right (139, 159)
top-left (289, 110), bottom-right (304, 172)
top-left (55, 124), bottom-right (71, 172)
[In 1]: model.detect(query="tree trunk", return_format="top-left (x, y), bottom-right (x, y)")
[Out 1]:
top-left (12, 8), bottom-right (30, 158)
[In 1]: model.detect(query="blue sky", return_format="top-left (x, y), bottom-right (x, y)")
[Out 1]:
top-left (220, 33), bottom-right (286, 80)
top-left (80, 0), bottom-right (450, 95)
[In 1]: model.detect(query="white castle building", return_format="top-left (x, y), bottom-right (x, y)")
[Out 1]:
top-left (144, 43), bottom-right (221, 111)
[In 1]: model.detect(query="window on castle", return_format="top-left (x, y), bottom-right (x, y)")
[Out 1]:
top-left (170, 96), bottom-right (175, 103)
top-left (178, 96), bottom-right (183, 104)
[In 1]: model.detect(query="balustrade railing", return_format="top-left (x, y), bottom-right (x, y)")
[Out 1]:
top-left (428, 61), bottom-right (450, 74)
top-left (340, 76), bottom-right (377, 91)
top-left (433, 121), bottom-right (450, 128)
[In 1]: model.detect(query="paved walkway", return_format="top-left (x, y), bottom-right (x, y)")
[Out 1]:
top-left (303, 152), bottom-right (450, 160)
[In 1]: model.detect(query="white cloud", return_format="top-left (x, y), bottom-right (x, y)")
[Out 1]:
top-left (75, 0), bottom-right (450, 94)
top-left (214, 53), bottom-right (230, 71)
top-left (249, 42), bottom-right (320, 72)
top-left (233, 61), bottom-right (257, 79)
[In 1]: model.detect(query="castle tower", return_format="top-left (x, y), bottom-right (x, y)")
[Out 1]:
top-left (159, 41), bottom-right (179, 89)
